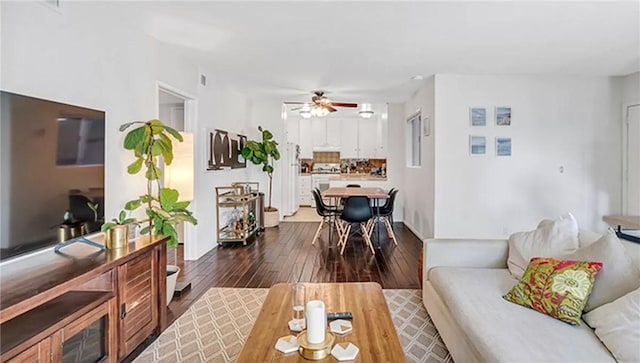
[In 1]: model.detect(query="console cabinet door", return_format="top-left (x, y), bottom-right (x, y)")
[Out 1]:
top-left (7, 339), bottom-right (50, 363)
top-left (118, 252), bottom-right (157, 358)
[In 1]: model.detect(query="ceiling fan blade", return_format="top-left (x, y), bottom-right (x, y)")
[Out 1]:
top-left (331, 102), bottom-right (358, 108)
top-left (283, 101), bottom-right (305, 105)
top-left (327, 106), bottom-right (337, 112)
top-left (291, 106), bottom-right (303, 111)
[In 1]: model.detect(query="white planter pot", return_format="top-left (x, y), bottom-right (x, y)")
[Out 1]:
top-left (264, 210), bottom-right (279, 228)
top-left (167, 265), bottom-right (180, 306)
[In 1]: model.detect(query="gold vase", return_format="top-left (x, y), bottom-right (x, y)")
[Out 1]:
top-left (106, 225), bottom-right (129, 249)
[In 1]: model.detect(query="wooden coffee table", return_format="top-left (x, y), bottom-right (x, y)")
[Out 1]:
top-left (236, 282), bottom-right (406, 362)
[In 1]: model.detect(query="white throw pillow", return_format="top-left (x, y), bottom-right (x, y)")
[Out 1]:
top-left (507, 213), bottom-right (579, 279)
top-left (565, 231), bottom-right (640, 312)
top-left (583, 288), bottom-right (640, 363)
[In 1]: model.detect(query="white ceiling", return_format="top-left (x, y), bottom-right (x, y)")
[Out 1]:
top-left (120, 1), bottom-right (640, 103)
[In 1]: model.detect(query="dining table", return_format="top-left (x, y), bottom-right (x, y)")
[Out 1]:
top-left (322, 187), bottom-right (389, 248)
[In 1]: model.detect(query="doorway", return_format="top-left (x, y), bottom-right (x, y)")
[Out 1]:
top-left (156, 82), bottom-right (197, 261)
top-left (623, 103), bottom-right (640, 215)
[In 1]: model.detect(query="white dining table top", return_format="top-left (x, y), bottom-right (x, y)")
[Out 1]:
top-left (322, 187), bottom-right (389, 199)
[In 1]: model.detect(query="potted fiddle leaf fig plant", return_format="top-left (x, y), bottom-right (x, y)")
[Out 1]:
top-left (241, 126), bottom-right (280, 227)
top-left (119, 119), bottom-right (198, 304)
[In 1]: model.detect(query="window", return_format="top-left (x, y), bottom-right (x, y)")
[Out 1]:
top-left (407, 112), bottom-right (421, 167)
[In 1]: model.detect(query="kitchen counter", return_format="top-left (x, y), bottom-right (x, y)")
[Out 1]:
top-left (300, 173), bottom-right (312, 176)
top-left (330, 174), bottom-right (387, 181)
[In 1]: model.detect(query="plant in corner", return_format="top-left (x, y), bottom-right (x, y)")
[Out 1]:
top-left (118, 119), bottom-right (198, 246)
top-left (241, 126), bottom-right (280, 227)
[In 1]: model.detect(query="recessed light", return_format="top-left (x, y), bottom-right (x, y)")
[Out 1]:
top-left (411, 75), bottom-right (424, 80)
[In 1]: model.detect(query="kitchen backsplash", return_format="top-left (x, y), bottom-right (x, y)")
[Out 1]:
top-left (312, 151), bottom-right (340, 163)
top-left (341, 158), bottom-right (386, 175)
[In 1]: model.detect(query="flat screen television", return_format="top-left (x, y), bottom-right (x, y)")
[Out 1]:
top-left (0, 91), bottom-right (105, 261)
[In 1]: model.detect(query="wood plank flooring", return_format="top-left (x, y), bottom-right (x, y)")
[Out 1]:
top-left (166, 221), bottom-right (422, 326)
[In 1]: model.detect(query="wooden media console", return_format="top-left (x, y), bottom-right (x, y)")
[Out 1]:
top-left (0, 233), bottom-right (168, 362)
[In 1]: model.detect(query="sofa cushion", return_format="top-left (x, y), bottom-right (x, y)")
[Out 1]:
top-left (508, 213), bottom-right (579, 279)
top-left (430, 267), bottom-right (614, 362)
top-left (583, 288), bottom-right (640, 363)
top-left (564, 231), bottom-right (640, 312)
top-left (503, 258), bottom-right (602, 325)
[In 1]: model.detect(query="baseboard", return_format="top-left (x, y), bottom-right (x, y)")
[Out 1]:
top-left (402, 222), bottom-right (425, 241)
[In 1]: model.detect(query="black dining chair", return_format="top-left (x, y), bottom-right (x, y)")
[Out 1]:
top-left (311, 189), bottom-right (343, 245)
top-left (339, 196), bottom-right (375, 255)
top-left (378, 189), bottom-right (399, 245)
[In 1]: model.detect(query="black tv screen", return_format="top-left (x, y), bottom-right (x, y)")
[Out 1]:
top-left (0, 91), bottom-right (105, 260)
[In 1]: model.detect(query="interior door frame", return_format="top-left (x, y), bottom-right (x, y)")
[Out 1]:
top-left (622, 102), bottom-right (640, 215)
top-left (156, 81), bottom-right (198, 261)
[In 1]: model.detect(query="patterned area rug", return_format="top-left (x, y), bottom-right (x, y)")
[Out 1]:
top-left (134, 288), bottom-right (453, 363)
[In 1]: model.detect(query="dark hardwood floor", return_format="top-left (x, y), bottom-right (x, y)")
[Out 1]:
top-left (166, 221), bottom-right (422, 326)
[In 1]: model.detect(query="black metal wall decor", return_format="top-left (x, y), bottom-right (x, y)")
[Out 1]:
top-left (207, 129), bottom-right (247, 170)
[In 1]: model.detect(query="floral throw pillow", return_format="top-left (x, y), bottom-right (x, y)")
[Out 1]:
top-left (503, 257), bottom-right (603, 325)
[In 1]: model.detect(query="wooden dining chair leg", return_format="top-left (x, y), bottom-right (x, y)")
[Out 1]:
top-left (312, 217), bottom-right (324, 245)
top-left (365, 219), bottom-right (375, 239)
top-left (335, 219), bottom-right (346, 246)
top-left (361, 223), bottom-right (376, 255)
top-left (384, 217), bottom-right (398, 245)
top-left (340, 224), bottom-right (352, 255)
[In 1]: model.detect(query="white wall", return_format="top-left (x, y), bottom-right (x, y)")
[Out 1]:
top-left (433, 75), bottom-right (622, 238)
top-left (400, 78), bottom-right (435, 240)
top-left (618, 72), bottom-right (640, 105)
top-left (1, 1), bottom-right (251, 260)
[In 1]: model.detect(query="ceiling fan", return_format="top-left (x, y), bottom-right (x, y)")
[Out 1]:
top-left (284, 91), bottom-right (358, 115)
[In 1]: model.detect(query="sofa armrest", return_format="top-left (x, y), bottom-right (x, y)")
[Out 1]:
top-left (423, 239), bottom-right (508, 281)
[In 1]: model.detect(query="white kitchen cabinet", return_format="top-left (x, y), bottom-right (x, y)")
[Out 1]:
top-left (340, 120), bottom-right (359, 158)
top-left (311, 119), bottom-right (326, 146)
top-left (326, 119), bottom-right (341, 147)
top-left (299, 175), bottom-right (312, 206)
top-left (357, 118), bottom-right (378, 158)
top-left (298, 119), bottom-right (313, 158)
top-left (339, 117), bottom-right (387, 158)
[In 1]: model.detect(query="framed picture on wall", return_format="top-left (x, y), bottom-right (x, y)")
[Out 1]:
top-left (496, 107), bottom-right (511, 126)
top-left (469, 135), bottom-right (486, 155)
top-left (470, 107), bottom-right (487, 126)
top-left (496, 137), bottom-right (512, 156)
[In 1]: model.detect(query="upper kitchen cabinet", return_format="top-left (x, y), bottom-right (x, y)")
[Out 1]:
top-left (298, 119), bottom-right (313, 158)
top-left (340, 117), bottom-right (387, 158)
top-left (310, 118), bottom-right (341, 147)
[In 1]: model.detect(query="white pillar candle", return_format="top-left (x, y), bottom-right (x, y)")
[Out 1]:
top-left (305, 300), bottom-right (326, 344)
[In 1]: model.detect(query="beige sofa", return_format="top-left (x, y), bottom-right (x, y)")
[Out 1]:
top-left (422, 231), bottom-right (640, 363)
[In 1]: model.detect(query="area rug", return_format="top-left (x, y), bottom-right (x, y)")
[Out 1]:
top-left (134, 288), bottom-right (453, 363)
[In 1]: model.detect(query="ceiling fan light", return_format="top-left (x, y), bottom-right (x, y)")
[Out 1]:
top-left (310, 106), bottom-right (329, 117)
top-left (300, 109), bottom-right (312, 118)
top-left (359, 110), bottom-right (374, 119)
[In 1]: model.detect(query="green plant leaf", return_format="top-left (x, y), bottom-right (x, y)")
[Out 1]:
top-left (101, 222), bottom-right (115, 232)
top-left (127, 158), bottom-right (144, 174)
top-left (174, 214), bottom-right (198, 225)
top-left (254, 150), bottom-right (266, 160)
top-left (172, 201), bottom-right (190, 210)
top-left (121, 218), bottom-right (137, 225)
top-left (118, 210), bottom-right (126, 223)
top-left (163, 223), bottom-right (179, 247)
top-left (119, 121), bottom-right (145, 132)
top-left (246, 141), bottom-right (261, 151)
top-left (140, 226), bottom-right (150, 235)
top-left (151, 141), bottom-right (163, 156)
top-left (164, 126), bottom-right (183, 142)
top-left (262, 129), bottom-right (273, 140)
top-left (145, 163), bottom-right (162, 180)
top-left (123, 126), bottom-right (146, 150)
top-left (156, 138), bottom-right (173, 165)
top-left (149, 119), bottom-right (164, 127)
top-left (159, 188), bottom-right (179, 209)
top-left (264, 140), bottom-right (274, 155)
top-left (241, 148), bottom-right (253, 159)
top-left (151, 206), bottom-right (172, 218)
top-left (124, 198), bottom-right (142, 211)
top-left (159, 133), bottom-right (173, 153)
top-left (272, 148), bottom-right (281, 160)
top-left (263, 164), bottom-right (273, 173)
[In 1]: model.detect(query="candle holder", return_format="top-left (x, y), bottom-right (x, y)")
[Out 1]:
top-left (297, 330), bottom-right (335, 360)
